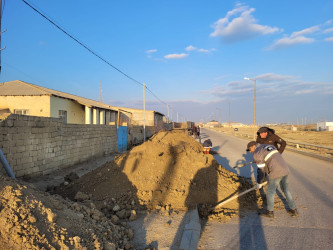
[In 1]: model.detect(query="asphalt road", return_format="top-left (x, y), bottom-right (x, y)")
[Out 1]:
top-left (198, 128), bottom-right (333, 250)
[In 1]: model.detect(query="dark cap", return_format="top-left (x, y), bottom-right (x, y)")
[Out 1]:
top-left (257, 127), bottom-right (269, 133)
top-left (246, 141), bottom-right (257, 151)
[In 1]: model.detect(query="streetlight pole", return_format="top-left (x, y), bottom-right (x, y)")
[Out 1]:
top-left (244, 77), bottom-right (256, 139)
top-left (143, 83), bottom-right (146, 142)
top-left (216, 108), bottom-right (221, 124)
top-left (228, 101), bottom-right (231, 127)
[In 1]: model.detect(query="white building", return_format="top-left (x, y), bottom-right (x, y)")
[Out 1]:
top-left (317, 122), bottom-right (333, 131)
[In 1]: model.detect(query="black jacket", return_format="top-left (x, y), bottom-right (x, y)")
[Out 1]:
top-left (256, 127), bottom-right (286, 154)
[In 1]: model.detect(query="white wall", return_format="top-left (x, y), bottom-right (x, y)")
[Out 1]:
top-left (50, 96), bottom-right (85, 124)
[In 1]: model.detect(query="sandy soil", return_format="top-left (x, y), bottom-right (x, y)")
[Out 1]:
top-left (1, 130), bottom-right (286, 249)
top-left (0, 174), bottom-right (135, 249)
top-left (54, 130), bottom-right (265, 222)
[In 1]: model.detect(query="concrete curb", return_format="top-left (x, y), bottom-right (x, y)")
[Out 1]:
top-left (179, 208), bottom-right (201, 250)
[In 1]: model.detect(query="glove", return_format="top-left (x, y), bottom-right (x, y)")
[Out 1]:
top-left (256, 183), bottom-right (263, 189)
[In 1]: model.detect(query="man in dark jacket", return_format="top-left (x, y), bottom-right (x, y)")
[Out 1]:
top-left (256, 127), bottom-right (286, 154)
top-left (246, 141), bottom-right (298, 218)
top-left (203, 139), bottom-right (212, 147)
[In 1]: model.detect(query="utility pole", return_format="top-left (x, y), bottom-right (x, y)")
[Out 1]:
top-left (0, 0), bottom-right (2, 73)
top-left (253, 79), bottom-right (256, 139)
top-left (167, 104), bottom-right (169, 123)
top-left (143, 83), bottom-right (146, 142)
top-left (0, 0), bottom-right (1, 73)
top-left (228, 101), bottom-right (231, 127)
top-left (99, 81), bottom-right (103, 102)
top-left (216, 108), bottom-right (222, 124)
top-left (244, 77), bottom-right (256, 139)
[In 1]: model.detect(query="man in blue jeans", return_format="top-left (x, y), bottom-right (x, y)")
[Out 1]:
top-left (246, 141), bottom-right (298, 218)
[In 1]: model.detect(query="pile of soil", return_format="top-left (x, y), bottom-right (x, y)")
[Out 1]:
top-left (0, 130), bottom-right (287, 249)
top-left (55, 130), bottom-right (266, 222)
top-left (0, 174), bottom-right (135, 249)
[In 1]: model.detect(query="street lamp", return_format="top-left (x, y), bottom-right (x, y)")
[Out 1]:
top-left (244, 77), bottom-right (256, 139)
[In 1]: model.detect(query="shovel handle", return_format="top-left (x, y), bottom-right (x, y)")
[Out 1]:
top-left (210, 182), bottom-right (267, 211)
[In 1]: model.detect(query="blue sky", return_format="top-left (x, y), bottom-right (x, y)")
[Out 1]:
top-left (1, 0), bottom-right (333, 124)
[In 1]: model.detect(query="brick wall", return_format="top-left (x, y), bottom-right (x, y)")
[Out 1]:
top-left (0, 114), bottom-right (117, 177)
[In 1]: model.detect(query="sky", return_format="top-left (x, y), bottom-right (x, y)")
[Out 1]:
top-left (1, 0), bottom-right (333, 124)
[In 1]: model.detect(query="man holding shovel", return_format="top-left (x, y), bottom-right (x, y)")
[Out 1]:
top-left (246, 141), bottom-right (298, 218)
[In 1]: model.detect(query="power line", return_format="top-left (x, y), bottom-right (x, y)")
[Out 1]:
top-left (20, 0), bottom-right (189, 122)
top-left (21, 0), bottom-right (143, 87)
top-left (1, 0), bottom-right (5, 19)
top-left (146, 86), bottom-right (168, 106)
top-left (0, 0), bottom-right (5, 73)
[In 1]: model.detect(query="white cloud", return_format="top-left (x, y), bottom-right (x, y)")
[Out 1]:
top-left (210, 3), bottom-right (280, 43)
top-left (198, 48), bottom-right (216, 53)
top-left (295, 89), bottom-right (317, 95)
top-left (266, 36), bottom-right (314, 50)
top-left (146, 49), bottom-right (157, 54)
top-left (164, 53), bottom-right (188, 59)
top-left (185, 45), bottom-right (216, 53)
top-left (201, 81), bottom-right (253, 97)
top-left (290, 25), bottom-right (320, 37)
top-left (185, 45), bottom-right (197, 51)
top-left (254, 73), bottom-right (294, 82)
top-left (323, 27), bottom-right (333, 33)
top-left (213, 75), bottom-right (228, 81)
top-left (198, 48), bottom-right (209, 53)
top-left (267, 21), bottom-right (333, 50)
top-left (325, 37), bottom-right (333, 42)
top-left (201, 73), bottom-right (333, 100)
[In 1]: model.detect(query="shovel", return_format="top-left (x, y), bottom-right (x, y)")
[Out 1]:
top-left (210, 181), bottom-right (267, 212)
top-left (233, 161), bottom-right (254, 168)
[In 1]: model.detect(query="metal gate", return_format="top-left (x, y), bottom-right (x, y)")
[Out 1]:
top-left (117, 126), bottom-right (128, 152)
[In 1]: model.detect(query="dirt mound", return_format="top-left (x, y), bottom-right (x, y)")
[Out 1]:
top-left (0, 174), bottom-right (135, 249)
top-left (55, 130), bottom-right (264, 222)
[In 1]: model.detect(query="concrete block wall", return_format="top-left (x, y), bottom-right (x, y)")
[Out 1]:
top-left (0, 114), bottom-right (117, 177)
top-left (128, 126), bottom-right (155, 146)
top-left (128, 123), bottom-right (172, 146)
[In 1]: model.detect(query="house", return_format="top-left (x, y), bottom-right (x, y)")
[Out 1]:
top-left (110, 106), bottom-right (165, 128)
top-left (0, 80), bottom-right (165, 126)
top-left (0, 80), bottom-right (122, 124)
top-left (317, 122), bottom-right (333, 131)
top-left (206, 120), bottom-right (220, 127)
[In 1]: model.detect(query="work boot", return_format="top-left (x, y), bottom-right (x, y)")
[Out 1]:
top-left (259, 210), bottom-right (274, 218)
top-left (288, 209), bottom-right (298, 217)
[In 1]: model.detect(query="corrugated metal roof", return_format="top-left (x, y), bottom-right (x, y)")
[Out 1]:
top-left (0, 80), bottom-right (116, 110)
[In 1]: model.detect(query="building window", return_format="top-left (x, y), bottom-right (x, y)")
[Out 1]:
top-left (14, 109), bottom-right (29, 115)
top-left (59, 110), bottom-right (67, 123)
